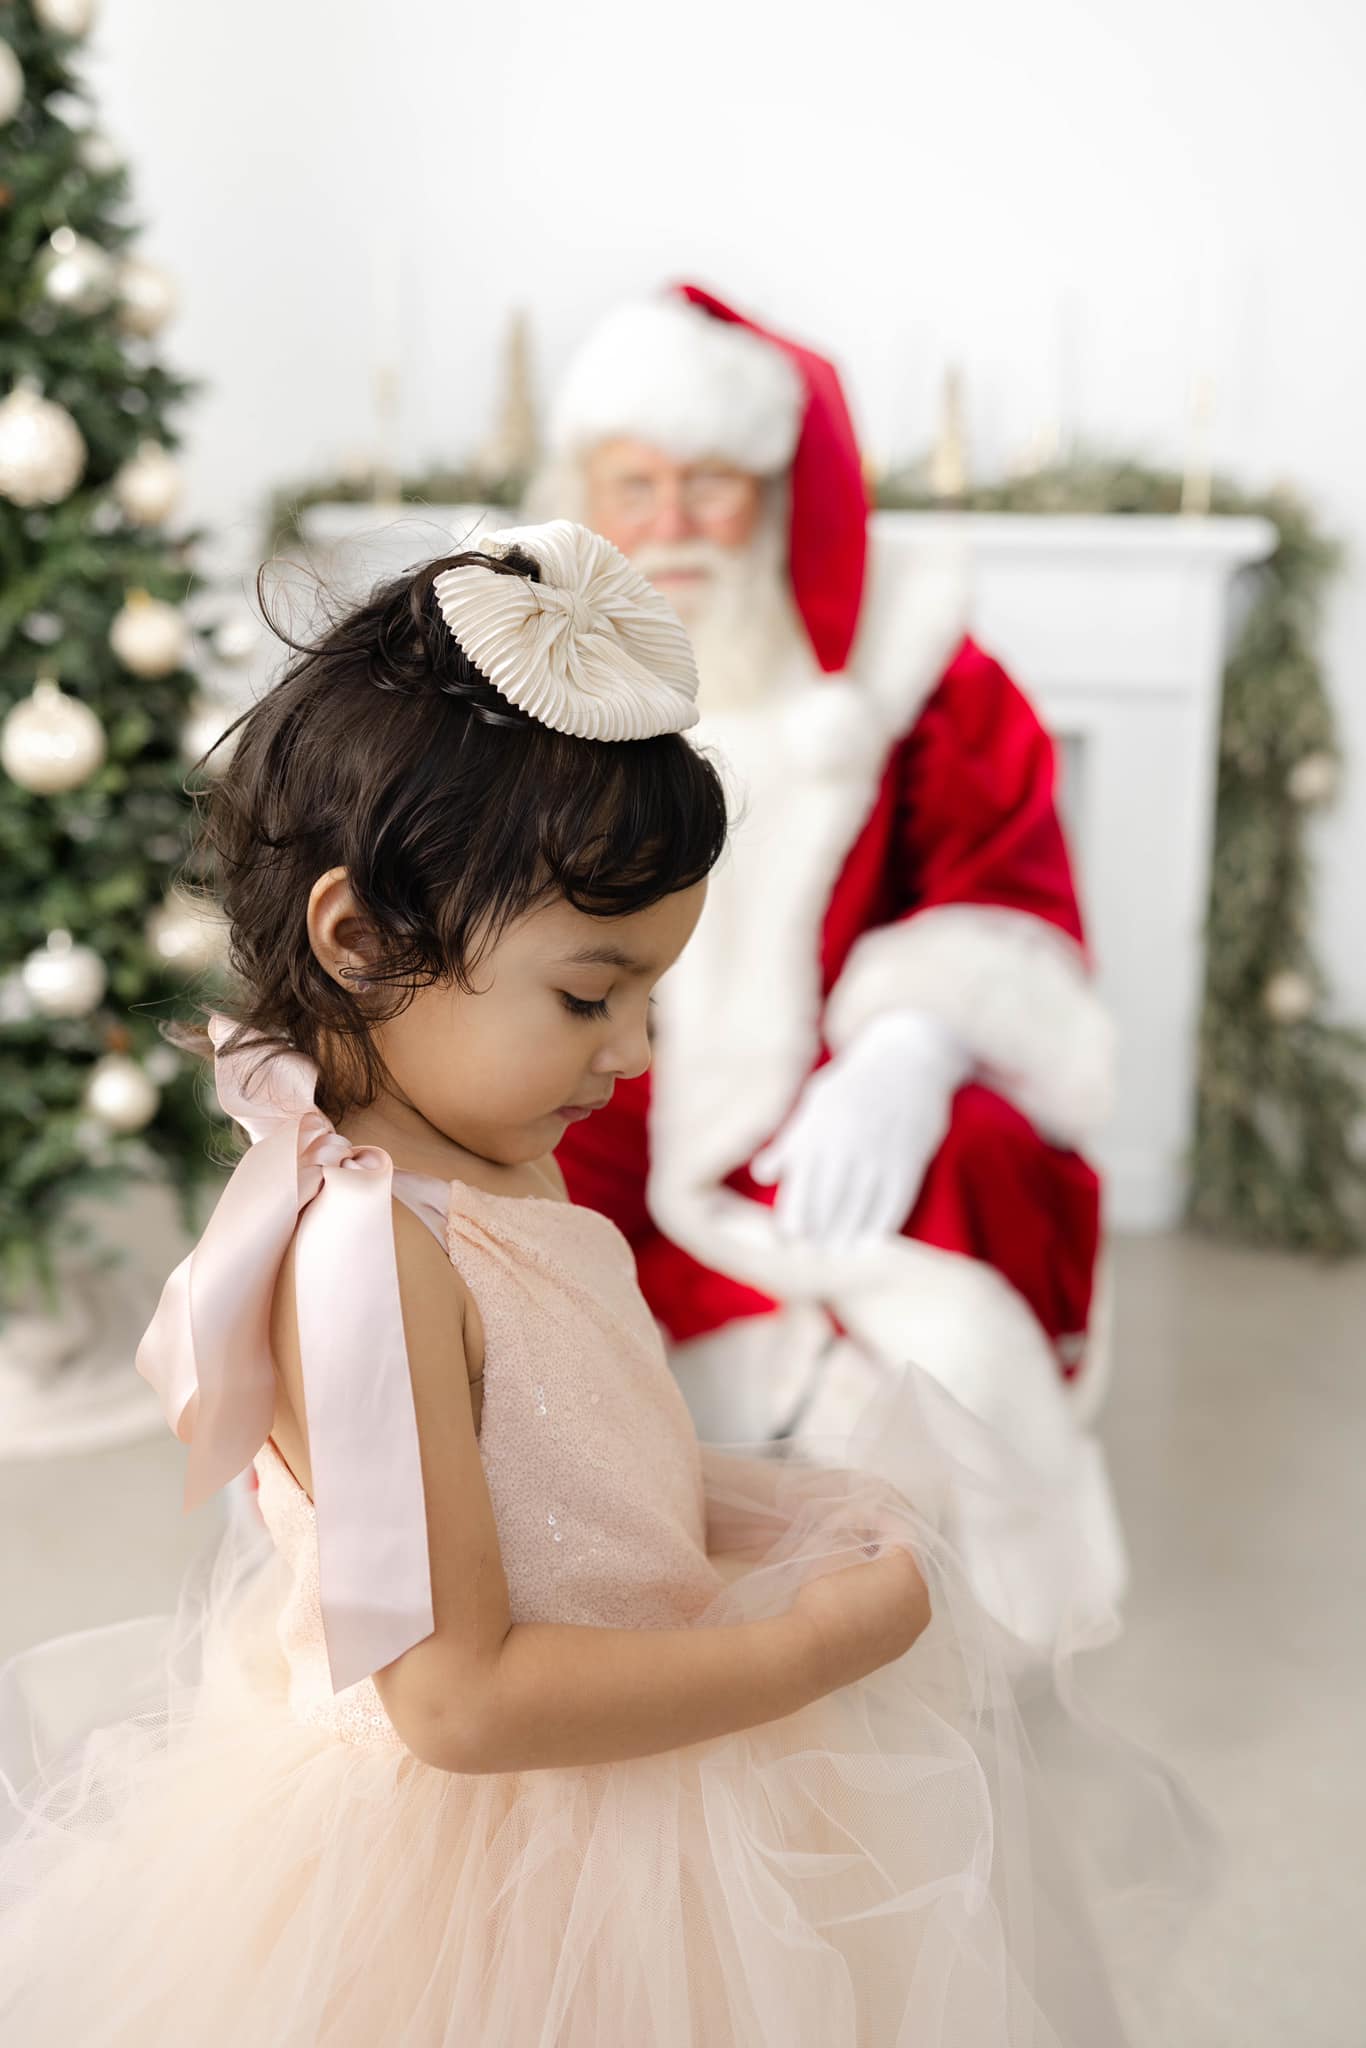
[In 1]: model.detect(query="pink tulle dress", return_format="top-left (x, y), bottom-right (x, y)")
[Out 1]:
top-left (0, 1034), bottom-right (1201, 2046)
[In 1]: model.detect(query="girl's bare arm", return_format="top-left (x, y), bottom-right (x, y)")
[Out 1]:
top-left (274, 1203), bottom-right (918, 1775)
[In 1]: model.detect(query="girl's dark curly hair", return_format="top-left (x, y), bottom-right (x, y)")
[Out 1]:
top-left (176, 543), bottom-right (728, 1120)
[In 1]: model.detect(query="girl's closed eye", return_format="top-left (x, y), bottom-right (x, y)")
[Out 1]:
top-left (560, 992), bottom-right (611, 1020)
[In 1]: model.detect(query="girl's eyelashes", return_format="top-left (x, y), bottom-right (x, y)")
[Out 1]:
top-left (558, 992), bottom-right (660, 1021)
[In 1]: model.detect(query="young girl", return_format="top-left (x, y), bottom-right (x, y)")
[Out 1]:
top-left (0, 522), bottom-right (1188, 2044)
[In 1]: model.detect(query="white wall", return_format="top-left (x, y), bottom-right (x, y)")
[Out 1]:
top-left (89, 0), bottom-right (1366, 1020)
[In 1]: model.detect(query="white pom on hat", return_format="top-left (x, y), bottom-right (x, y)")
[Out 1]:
top-left (432, 520), bottom-right (700, 742)
top-left (549, 297), bottom-right (804, 475)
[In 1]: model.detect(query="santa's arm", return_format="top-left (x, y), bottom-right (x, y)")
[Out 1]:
top-left (823, 638), bottom-right (1113, 1148)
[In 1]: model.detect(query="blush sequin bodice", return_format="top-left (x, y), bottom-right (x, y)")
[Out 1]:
top-left (253, 1174), bottom-right (722, 1747)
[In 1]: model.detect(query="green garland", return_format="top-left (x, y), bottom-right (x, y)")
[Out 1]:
top-left (879, 456), bottom-right (1363, 1253)
top-left (263, 465), bottom-right (523, 562)
top-left (263, 451), bottom-right (1366, 1255)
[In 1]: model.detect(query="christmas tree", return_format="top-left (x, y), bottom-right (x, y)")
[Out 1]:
top-left (0, 0), bottom-right (228, 1307)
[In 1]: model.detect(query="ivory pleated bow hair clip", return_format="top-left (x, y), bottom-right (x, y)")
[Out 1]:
top-left (432, 519), bottom-right (700, 740)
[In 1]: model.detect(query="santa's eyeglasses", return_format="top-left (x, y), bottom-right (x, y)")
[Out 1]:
top-left (595, 470), bottom-right (755, 527)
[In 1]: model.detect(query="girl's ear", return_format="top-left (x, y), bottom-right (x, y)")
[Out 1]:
top-left (307, 867), bottom-right (379, 987)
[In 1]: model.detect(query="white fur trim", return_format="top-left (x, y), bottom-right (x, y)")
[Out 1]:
top-left (647, 535), bottom-right (971, 1218)
top-left (549, 299), bottom-right (804, 473)
top-left (667, 1261), bottom-right (1126, 1648)
top-left (825, 904), bottom-right (1115, 1147)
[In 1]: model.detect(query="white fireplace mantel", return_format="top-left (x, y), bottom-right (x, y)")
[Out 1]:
top-left (875, 511), bottom-right (1277, 1230)
top-left (299, 502), bottom-right (1277, 1233)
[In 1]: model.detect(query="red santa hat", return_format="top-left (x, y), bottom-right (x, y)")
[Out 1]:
top-left (548, 285), bottom-right (869, 673)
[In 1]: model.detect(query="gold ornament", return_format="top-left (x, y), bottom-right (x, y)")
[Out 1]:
top-left (84, 1052), bottom-right (159, 1133)
top-left (0, 381), bottom-right (87, 507)
top-left (1, 675), bottom-right (106, 793)
top-left (0, 40), bottom-right (23, 126)
top-left (34, 0), bottom-right (99, 33)
top-left (473, 311), bottom-right (540, 485)
top-left (113, 440), bottom-right (181, 526)
top-left (146, 887), bottom-right (229, 974)
top-left (928, 367), bottom-right (969, 500)
top-left (109, 590), bottom-right (189, 677)
top-left (116, 257), bottom-right (177, 339)
top-left (1263, 970), bottom-right (1314, 1024)
top-left (21, 929), bottom-right (107, 1019)
top-left (37, 227), bottom-right (115, 316)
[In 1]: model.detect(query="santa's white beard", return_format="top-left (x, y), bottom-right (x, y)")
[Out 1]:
top-left (631, 528), bottom-right (810, 714)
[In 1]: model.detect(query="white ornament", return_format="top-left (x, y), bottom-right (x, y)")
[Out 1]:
top-left (0, 382), bottom-right (87, 507)
top-left (21, 929), bottom-right (107, 1018)
top-left (211, 614), bottom-right (259, 665)
top-left (84, 1053), bottom-right (159, 1133)
top-left (77, 128), bottom-right (120, 176)
top-left (1263, 970), bottom-right (1315, 1024)
top-left (116, 257), bottom-right (177, 339)
top-left (181, 697), bottom-right (239, 774)
top-left (37, 228), bottom-right (115, 316)
top-left (0, 40), bottom-right (23, 126)
top-left (143, 1045), bottom-right (183, 1086)
top-left (113, 441), bottom-right (181, 526)
top-left (109, 590), bottom-right (189, 677)
top-left (35, 0), bottom-right (99, 34)
top-left (2, 676), bottom-right (106, 793)
top-left (1286, 752), bottom-right (1338, 806)
top-left (146, 888), bottom-right (229, 975)
top-left (0, 969), bottom-right (36, 1025)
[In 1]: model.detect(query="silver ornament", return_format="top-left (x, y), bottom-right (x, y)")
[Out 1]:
top-left (146, 888), bottom-right (229, 975)
top-left (181, 697), bottom-right (238, 775)
top-left (85, 1053), bottom-right (159, 1133)
top-left (112, 441), bottom-right (181, 526)
top-left (34, 0), bottom-right (99, 34)
top-left (21, 929), bottom-right (107, 1018)
top-left (116, 257), bottom-right (177, 339)
top-left (2, 676), bottom-right (106, 793)
top-left (37, 227), bottom-right (115, 316)
top-left (109, 590), bottom-right (189, 677)
top-left (0, 382), bottom-right (87, 507)
top-left (1263, 970), bottom-right (1314, 1024)
top-left (0, 40), bottom-right (23, 126)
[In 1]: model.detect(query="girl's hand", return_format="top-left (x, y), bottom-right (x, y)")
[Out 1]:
top-left (792, 1542), bottom-right (931, 1695)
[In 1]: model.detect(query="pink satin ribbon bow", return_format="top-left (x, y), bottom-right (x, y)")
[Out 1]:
top-left (136, 1015), bottom-right (433, 1694)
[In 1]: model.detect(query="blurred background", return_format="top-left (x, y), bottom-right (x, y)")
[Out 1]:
top-left (1, 2), bottom-right (1363, 2042)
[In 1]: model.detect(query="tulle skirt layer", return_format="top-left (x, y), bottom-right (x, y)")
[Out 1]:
top-left (0, 1367), bottom-right (1206, 2046)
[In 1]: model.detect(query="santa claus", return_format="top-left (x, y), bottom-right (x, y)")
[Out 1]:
top-left (530, 286), bottom-right (1123, 1644)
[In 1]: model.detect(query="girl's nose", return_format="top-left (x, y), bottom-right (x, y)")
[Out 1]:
top-left (594, 1015), bottom-right (651, 1083)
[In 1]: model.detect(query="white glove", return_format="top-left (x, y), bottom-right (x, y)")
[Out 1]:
top-left (751, 1011), bottom-right (970, 1252)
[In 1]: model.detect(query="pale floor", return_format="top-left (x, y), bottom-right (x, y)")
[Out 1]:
top-left (0, 1233), bottom-right (1361, 2046)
